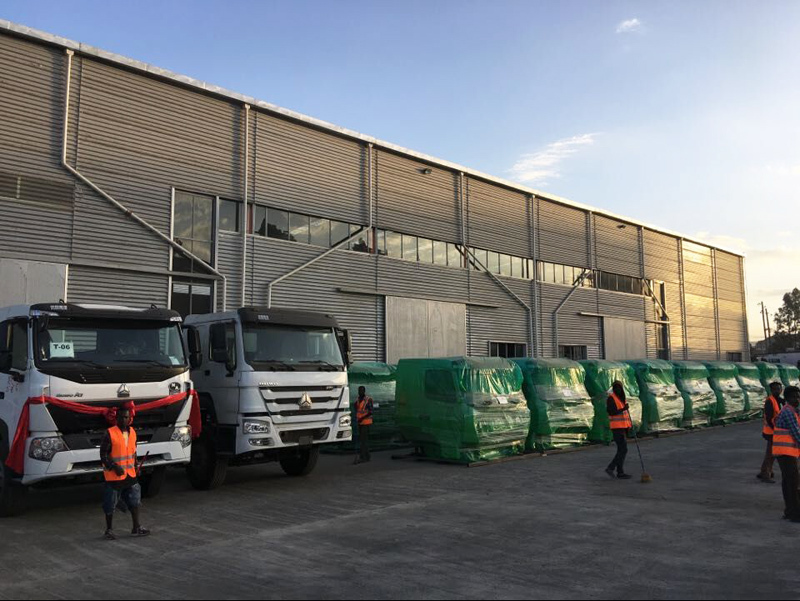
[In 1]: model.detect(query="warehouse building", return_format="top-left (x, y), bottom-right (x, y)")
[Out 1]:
top-left (0, 21), bottom-right (750, 363)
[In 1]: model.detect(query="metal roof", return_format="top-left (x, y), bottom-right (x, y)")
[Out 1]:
top-left (0, 18), bottom-right (744, 258)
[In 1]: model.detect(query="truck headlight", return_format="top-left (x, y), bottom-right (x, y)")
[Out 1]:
top-left (339, 415), bottom-right (351, 428)
top-left (170, 426), bottom-right (192, 448)
top-left (243, 420), bottom-right (271, 434)
top-left (29, 437), bottom-right (68, 462)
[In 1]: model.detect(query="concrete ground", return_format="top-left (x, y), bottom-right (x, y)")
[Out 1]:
top-left (0, 421), bottom-right (796, 600)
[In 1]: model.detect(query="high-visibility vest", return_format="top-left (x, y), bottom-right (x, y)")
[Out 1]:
top-left (608, 392), bottom-right (632, 430)
top-left (763, 396), bottom-right (781, 436)
top-left (773, 406), bottom-right (800, 459)
top-left (104, 426), bottom-right (138, 482)
top-left (356, 397), bottom-right (373, 426)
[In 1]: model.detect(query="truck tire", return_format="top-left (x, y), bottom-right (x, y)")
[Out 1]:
top-left (279, 446), bottom-right (320, 477)
top-left (0, 462), bottom-right (27, 517)
top-left (186, 433), bottom-right (228, 490)
top-left (139, 465), bottom-right (167, 499)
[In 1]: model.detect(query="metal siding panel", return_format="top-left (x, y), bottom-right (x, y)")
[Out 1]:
top-left (466, 178), bottom-right (530, 257)
top-left (537, 200), bottom-right (589, 267)
top-left (216, 232), bottom-right (243, 310)
top-left (467, 275), bottom-right (530, 357)
top-left (538, 283), bottom-right (601, 358)
top-left (594, 215), bottom-right (641, 276)
top-left (682, 241), bottom-right (718, 360)
top-left (67, 265), bottom-right (168, 308)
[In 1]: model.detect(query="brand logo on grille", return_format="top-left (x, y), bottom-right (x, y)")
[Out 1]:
top-left (117, 384), bottom-right (131, 398)
top-left (169, 382), bottom-right (182, 393)
top-left (299, 393), bottom-right (313, 410)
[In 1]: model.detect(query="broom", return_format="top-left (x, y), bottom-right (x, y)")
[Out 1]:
top-left (627, 409), bottom-right (652, 483)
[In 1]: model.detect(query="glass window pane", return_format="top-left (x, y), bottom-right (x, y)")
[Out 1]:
top-left (350, 225), bottom-right (370, 253)
top-left (402, 235), bottom-right (417, 261)
top-left (500, 254), bottom-right (512, 277)
top-left (267, 209), bottom-right (289, 240)
top-left (545, 263), bottom-right (555, 283)
top-left (447, 243), bottom-right (461, 268)
top-left (310, 217), bottom-right (329, 247)
top-left (418, 238), bottom-right (433, 263)
top-left (330, 220), bottom-right (348, 246)
top-left (375, 229), bottom-right (386, 255)
top-left (194, 242), bottom-right (212, 264)
top-left (174, 193), bottom-right (193, 239)
top-left (193, 195), bottom-right (213, 241)
top-left (433, 241), bottom-right (447, 266)
top-left (289, 213), bottom-right (310, 244)
top-left (386, 231), bottom-right (402, 259)
top-left (511, 256), bottom-right (522, 279)
top-left (219, 199), bottom-right (239, 233)
top-left (486, 251), bottom-right (499, 274)
top-left (472, 248), bottom-right (487, 270)
top-left (253, 206), bottom-right (266, 236)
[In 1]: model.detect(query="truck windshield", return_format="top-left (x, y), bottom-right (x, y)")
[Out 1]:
top-left (36, 318), bottom-right (187, 367)
top-left (242, 325), bottom-right (344, 371)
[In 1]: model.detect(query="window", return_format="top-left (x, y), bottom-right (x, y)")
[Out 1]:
top-left (559, 345), bottom-right (587, 360)
top-left (173, 191), bottom-right (214, 272)
top-left (330, 220), bottom-right (349, 246)
top-left (253, 205), bottom-right (267, 236)
top-left (402, 235), bottom-right (417, 261)
top-left (374, 229), bottom-right (387, 255)
top-left (210, 322), bottom-right (236, 369)
top-left (418, 238), bottom-right (433, 263)
top-left (486, 251), bottom-right (500, 275)
top-left (289, 213), bottom-right (310, 244)
top-left (726, 352), bottom-right (743, 362)
top-left (349, 225), bottom-right (370, 253)
top-left (433, 240), bottom-right (447, 266)
top-left (0, 320), bottom-right (28, 372)
top-left (511, 256), bottom-right (522, 279)
top-left (386, 231), bottom-right (402, 259)
top-left (310, 217), bottom-right (330, 247)
top-left (218, 199), bottom-right (240, 233)
top-left (489, 342), bottom-right (527, 358)
top-left (447, 243), bottom-right (462, 268)
top-left (471, 248), bottom-right (488, 270)
top-left (267, 209), bottom-right (290, 240)
top-left (171, 281), bottom-right (213, 317)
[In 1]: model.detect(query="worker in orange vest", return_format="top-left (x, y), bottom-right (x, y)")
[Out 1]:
top-left (354, 386), bottom-right (373, 465)
top-left (773, 386), bottom-right (800, 523)
top-left (758, 382), bottom-right (784, 483)
top-left (605, 380), bottom-right (633, 480)
top-left (100, 403), bottom-right (150, 539)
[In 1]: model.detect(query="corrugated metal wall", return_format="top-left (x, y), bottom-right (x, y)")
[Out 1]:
top-left (642, 229), bottom-right (687, 359)
top-left (68, 265), bottom-right (168, 308)
top-left (715, 250), bottom-right (748, 358)
top-left (466, 178), bottom-right (530, 257)
top-left (539, 284), bottom-right (602, 359)
top-left (682, 240), bottom-right (719, 360)
top-left (594, 216), bottom-right (641, 276)
top-left (537, 199), bottom-right (590, 267)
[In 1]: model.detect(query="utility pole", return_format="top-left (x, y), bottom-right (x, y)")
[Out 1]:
top-left (760, 302), bottom-right (772, 353)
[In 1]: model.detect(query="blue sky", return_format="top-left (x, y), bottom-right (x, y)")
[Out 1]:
top-left (3, 0), bottom-right (799, 340)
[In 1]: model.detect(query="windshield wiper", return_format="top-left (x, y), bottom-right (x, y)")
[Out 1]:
top-left (113, 359), bottom-right (179, 368)
top-left (258, 360), bottom-right (297, 371)
top-left (299, 360), bottom-right (342, 371)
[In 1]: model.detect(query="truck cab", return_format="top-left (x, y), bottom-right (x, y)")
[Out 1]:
top-left (0, 303), bottom-right (194, 516)
top-left (184, 307), bottom-right (352, 489)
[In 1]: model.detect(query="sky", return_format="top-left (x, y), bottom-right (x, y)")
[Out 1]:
top-left (2, 0), bottom-right (798, 341)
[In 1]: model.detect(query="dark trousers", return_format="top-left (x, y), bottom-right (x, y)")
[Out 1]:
top-left (358, 425), bottom-right (371, 462)
top-left (608, 429), bottom-right (628, 474)
top-left (760, 436), bottom-right (775, 478)
top-left (776, 456), bottom-right (800, 519)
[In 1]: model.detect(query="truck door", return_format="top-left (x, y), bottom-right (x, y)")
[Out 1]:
top-left (206, 321), bottom-right (241, 426)
top-left (0, 319), bottom-right (30, 454)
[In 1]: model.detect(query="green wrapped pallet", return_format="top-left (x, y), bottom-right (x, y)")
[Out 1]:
top-left (626, 360), bottom-right (684, 433)
top-left (704, 361), bottom-right (748, 423)
top-left (347, 362), bottom-right (405, 450)
top-left (580, 360), bottom-right (643, 443)
top-left (755, 362), bottom-right (782, 390)
top-left (513, 359), bottom-right (594, 451)
top-left (671, 361), bottom-right (716, 427)
top-left (735, 362), bottom-right (768, 417)
top-left (777, 364), bottom-right (800, 388)
top-left (395, 357), bottom-right (530, 463)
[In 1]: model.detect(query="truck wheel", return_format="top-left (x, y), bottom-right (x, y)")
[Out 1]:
top-left (279, 446), bottom-right (320, 477)
top-left (186, 434), bottom-right (228, 490)
top-left (0, 462), bottom-right (27, 517)
top-left (139, 465), bottom-right (167, 499)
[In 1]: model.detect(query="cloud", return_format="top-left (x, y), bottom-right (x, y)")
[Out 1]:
top-left (507, 133), bottom-right (598, 185)
top-left (616, 18), bottom-right (643, 34)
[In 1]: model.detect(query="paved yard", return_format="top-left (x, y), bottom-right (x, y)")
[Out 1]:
top-left (0, 421), bottom-right (795, 600)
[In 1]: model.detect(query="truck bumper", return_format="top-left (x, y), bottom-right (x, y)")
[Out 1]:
top-left (236, 421), bottom-right (352, 455)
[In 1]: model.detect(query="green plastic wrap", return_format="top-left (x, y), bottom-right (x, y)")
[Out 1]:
top-left (735, 362), bottom-right (767, 417)
top-left (580, 360), bottom-right (643, 443)
top-left (395, 357), bottom-right (530, 463)
top-left (703, 361), bottom-right (748, 422)
top-left (626, 360), bottom-right (685, 433)
top-left (755, 362), bottom-right (783, 390)
top-left (513, 359), bottom-right (594, 451)
top-left (671, 361), bottom-right (716, 427)
top-left (778, 364), bottom-right (800, 388)
top-left (347, 362), bottom-right (405, 450)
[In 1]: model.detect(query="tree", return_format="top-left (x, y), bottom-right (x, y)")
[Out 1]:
top-left (774, 288), bottom-right (800, 349)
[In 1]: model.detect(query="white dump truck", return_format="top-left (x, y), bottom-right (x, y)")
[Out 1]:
top-left (183, 307), bottom-right (353, 489)
top-left (0, 303), bottom-right (195, 516)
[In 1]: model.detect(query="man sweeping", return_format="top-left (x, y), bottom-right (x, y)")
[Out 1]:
top-left (100, 402), bottom-right (150, 539)
top-left (605, 380), bottom-right (633, 480)
top-left (758, 381), bottom-right (784, 483)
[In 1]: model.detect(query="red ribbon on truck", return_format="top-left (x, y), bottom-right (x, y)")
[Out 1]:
top-left (5, 390), bottom-right (202, 475)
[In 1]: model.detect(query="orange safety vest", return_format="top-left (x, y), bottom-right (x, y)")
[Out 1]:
top-left (773, 406), bottom-right (800, 459)
top-left (104, 426), bottom-right (138, 482)
top-left (356, 397), bottom-right (373, 426)
top-left (763, 396), bottom-right (781, 436)
top-left (608, 392), bottom-right (632, 430)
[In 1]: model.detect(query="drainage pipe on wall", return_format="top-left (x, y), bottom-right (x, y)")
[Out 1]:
top-left (241, 104), bottom-right (250, 308)
top-left (60, 49), bottom-right (228, 310)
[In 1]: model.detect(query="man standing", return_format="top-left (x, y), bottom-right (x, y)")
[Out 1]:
top-left (605, 381), bottom-right (633, 480)
top-left (758, 382), bottom-right (784, 483)
top-left (354, 386), bottom-right (373, 465)
top-left (101, 402), bottom-right (150, 539)
top-left (773, 386), bottom-right (800, 523)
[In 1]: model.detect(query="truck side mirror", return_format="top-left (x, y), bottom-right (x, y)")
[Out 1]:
top-left (187, 327), bottom-right (203, 369)
top-left (335, 328), bottom-right (353, 367)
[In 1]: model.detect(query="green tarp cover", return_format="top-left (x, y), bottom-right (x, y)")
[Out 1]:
top-left (703, 361), bottom-right (748, 421)
top-left (580, 360), bottom-right (643, 443)
top-left (777, 364), bottom-right (800, 388)
top-left (395, 357), bottom-right (530, 463)
top-left (755, 362), bottom-right (782, 390)
top-left (735, 362), bottom-right (767, 416)
top-left (347, 362), bottom-right (405, 449)
top-left (671, 361), bottom-right (716, 427)
top-left (513, 358), bottom-right (594, 451)
top-left (626, 360), bottom-right (684, 433)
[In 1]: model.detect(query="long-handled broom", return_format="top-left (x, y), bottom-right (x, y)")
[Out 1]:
top-left (627, 409), bottom-right (652, 483)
